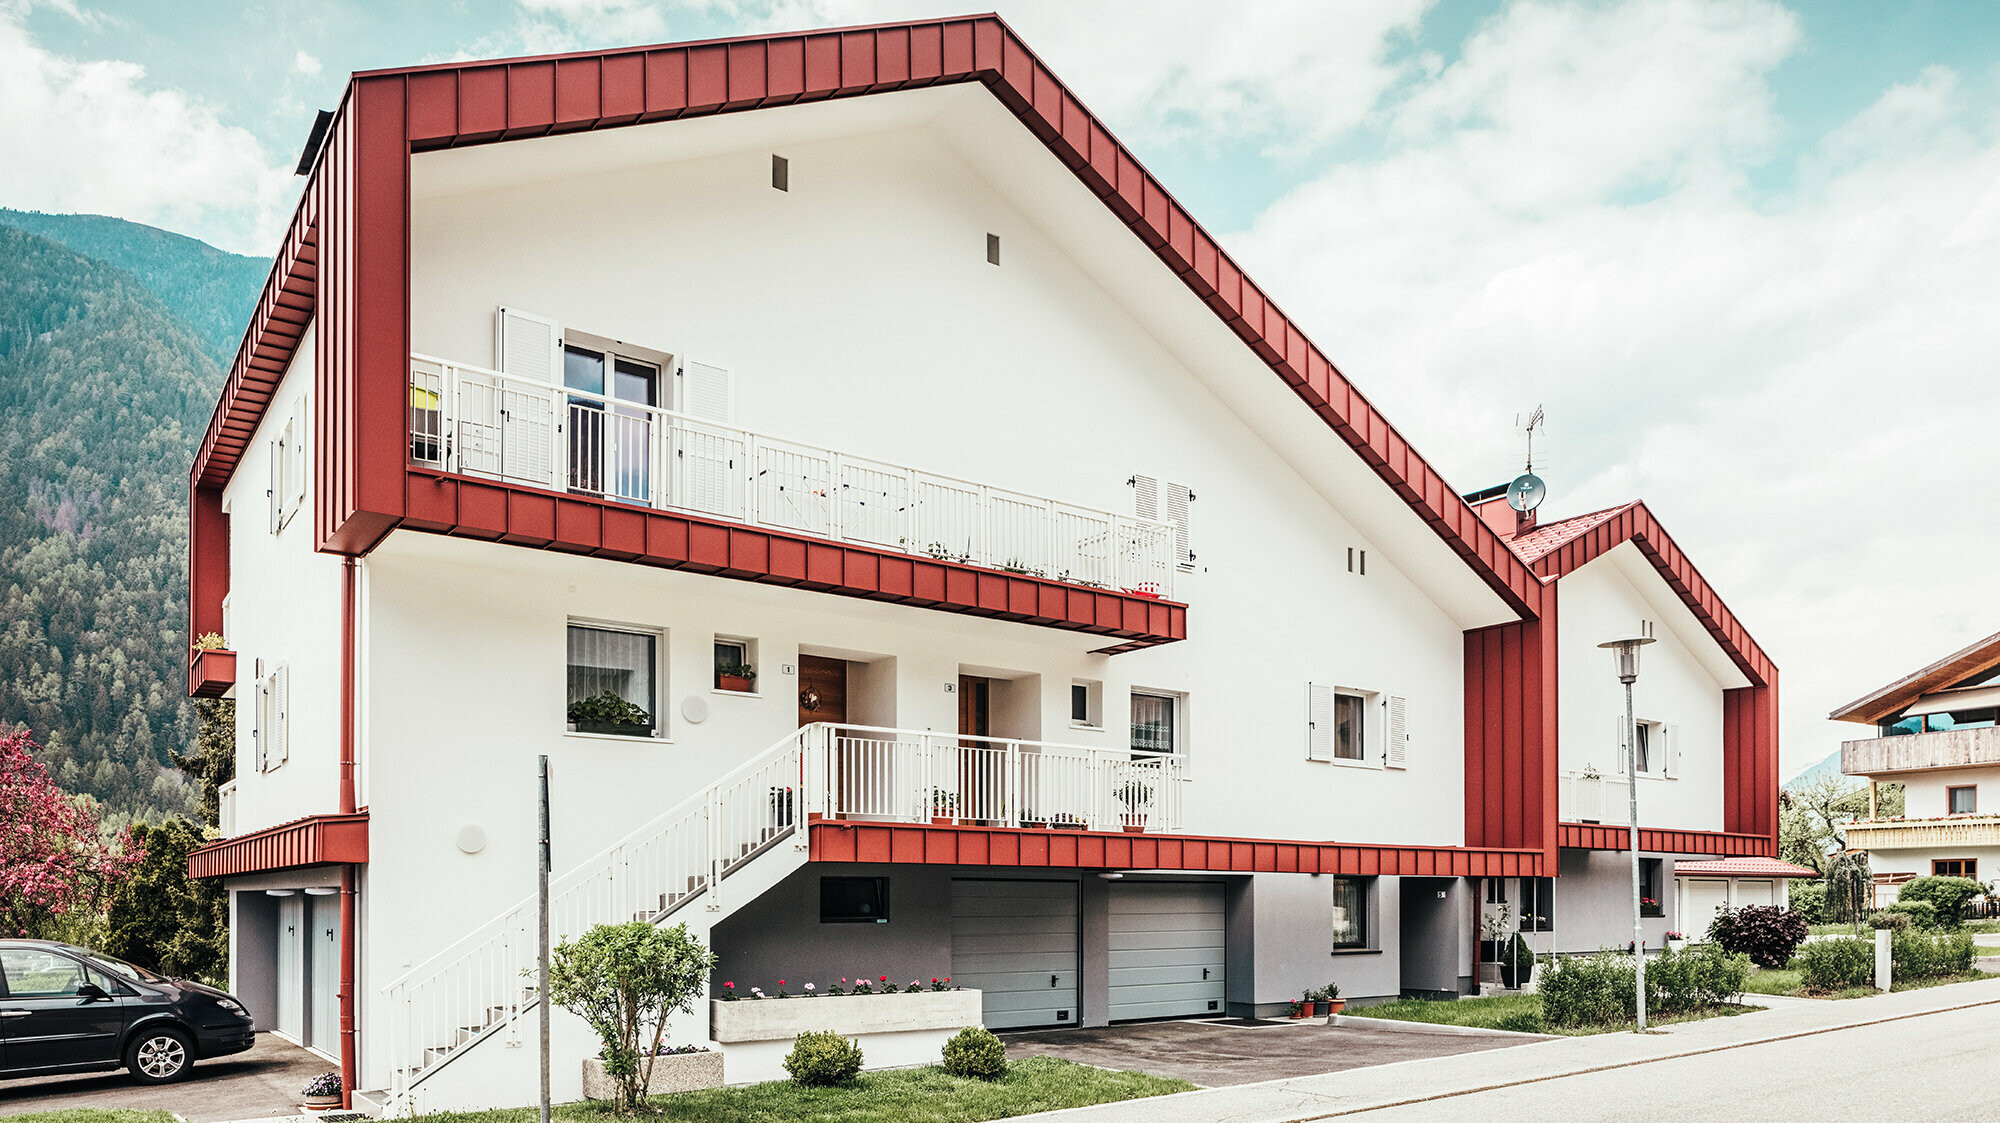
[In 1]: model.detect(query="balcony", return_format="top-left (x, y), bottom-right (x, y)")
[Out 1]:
top-left (218, 779), bottom-right (237, 837)
top-left (408, 356), bottom-right (1179, 600)
top-left (1842, 726), bottom-right (2000, 777)
top-left (1560, 771), bottom-right (1631, 826)
top-left (1847, 813), bottom-right (2000, 851)
top-left (807, 724), bottom-right (1186, 833)
top-left (188, 647), bottom-right (237, 699)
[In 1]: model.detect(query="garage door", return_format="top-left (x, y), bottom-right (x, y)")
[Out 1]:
top-left (1683, 878), bottom-right (1729, 936)
top-left (1737, 879), bottom-right (1775, 908)
top-left (1109, 881), bottom-right (1225, 1022)
top-left (951, 879), bottom-right (1079, 1030)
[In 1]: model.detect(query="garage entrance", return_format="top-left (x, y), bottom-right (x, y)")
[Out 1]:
top-left (1683, 877), bottom-right (1729, 934)
top-left (1108, 881), bottom-right (1225, 1021)
top-left (951, 878), bottom-right (1079, 1029)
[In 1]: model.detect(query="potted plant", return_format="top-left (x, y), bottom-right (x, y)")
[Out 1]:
top-left (301, 1071), bottom-right (341, 1110)
top-left (1019, 809), bottom-right (1046, 829)
top-left (718, 662), bottom-right (757, 693)
top-left (1479, 903), bottom-right (1514, 969)
top-left (1665, 930), bottom-right (1687, 952)
top-left (1050, 812), bottom-right (1085, 831)
top-left (768, 786), bottom-right (794, 829)
top-left (1321, 982), bottom-right (1344, 1016)
top-left (929, 787), bottom-right (960, 825)
top-left (1499, 933), bottom-right (1534, 989)
top-left (1287, 999), bottom-right (1306, 1019)
top-left (568, 691), bottom-right (652, 736)
top-left (1113, 779), bottom-right (1153, 832)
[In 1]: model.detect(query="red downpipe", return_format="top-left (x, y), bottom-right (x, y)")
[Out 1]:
top-left (339, 557), bottom-right (358, 1107)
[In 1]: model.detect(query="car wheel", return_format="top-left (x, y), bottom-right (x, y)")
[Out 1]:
top-left (126, 1026), bottom-right (194, 1084)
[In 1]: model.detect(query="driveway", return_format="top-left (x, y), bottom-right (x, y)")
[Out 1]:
top-left (0, 1034), bottom-right (331, 1121)
top-left (1003, 1016), bottom-right (1544, 1087)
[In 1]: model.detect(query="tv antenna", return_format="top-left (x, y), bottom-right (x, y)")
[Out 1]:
top-left (1506, 407), bottom-right (1547, 513)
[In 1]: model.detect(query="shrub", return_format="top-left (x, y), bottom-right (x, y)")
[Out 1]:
top-left (1795, 938), bottom-right (1873, 992)
top-left (1707, 905), bottom-right (1808, 969)
top-left (1786, 881), bottom-right (1827, 924)
top-left (1538, 952), bottom-right (1633, 1028)
top-left (940, 1026), bottom-right (1007, 1080)
top-left (784, 1030), bottom-right (864, 1086)
top-left (548, 921), bottom-right (715, 1112)
top-left (1883, 900), bottom-right (1938, 929)
top-left (1892, 877), bottom-right (1981, 928)
top-left (1868, 909), bottom-right (1912, 932)
top-left (1892, 930), bottom-right (1976, 981)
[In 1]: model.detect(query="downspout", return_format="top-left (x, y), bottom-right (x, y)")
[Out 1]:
top-left (339, 557), bottom-right (358, 1108)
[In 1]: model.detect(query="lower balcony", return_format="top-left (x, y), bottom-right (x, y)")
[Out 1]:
top-left (1847, 813), bottom-right (2000, 851)
top-left (1560, 771), bottom-right (1631, 826)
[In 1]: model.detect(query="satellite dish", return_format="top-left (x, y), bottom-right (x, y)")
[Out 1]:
top-left (1506, 472), bottom-right (1546, 513)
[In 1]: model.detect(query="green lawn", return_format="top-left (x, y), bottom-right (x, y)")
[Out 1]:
top-left (1810, 920), bottom-right (2000, 936)
top-left (408, 1057), bottom-right (1192, 1123)
top-left (1745, 966), bottom-right (1997, 999)
top-left (0, 1113), bottom-right (176, 1123)
top-left (1341, 994), bottom-right (1753, 1036)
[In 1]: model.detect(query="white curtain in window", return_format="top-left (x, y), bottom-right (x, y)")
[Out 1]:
top-left (1131, 693), bottom-right (1176, 754)
top-left (1330, 878), bottom-right (1365, 948)
top-left (567, 626), bottom-right (654, 714)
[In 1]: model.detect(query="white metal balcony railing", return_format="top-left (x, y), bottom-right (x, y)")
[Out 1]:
top-left (217, 779), bottom-right (237, 837)
top-left (1560, 771), bottom-right (1632, 826)
top-left (379, 722), bottom-right (1184, 1099)
top-left (408, 355), bottom-right (1179, 598)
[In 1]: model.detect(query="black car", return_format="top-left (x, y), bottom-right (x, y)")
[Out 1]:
top-left (0, 939), bottom-right (255, 1085)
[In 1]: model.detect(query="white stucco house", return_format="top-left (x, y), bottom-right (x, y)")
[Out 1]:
top-left (181, 17), bottom-right (1781, 1113)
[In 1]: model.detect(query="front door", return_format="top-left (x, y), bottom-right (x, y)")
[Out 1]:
top-left (0, 946), bottom-right (131, 1072)
top-left (957, 676), bottom-right (994, 822)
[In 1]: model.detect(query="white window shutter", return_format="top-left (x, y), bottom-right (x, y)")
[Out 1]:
top-left (1614, 714), bottom-right (1628, 775)
top-left (288, 400), bottom-right (308, 514)
top-left (253, 676), bottom-right (268, 773)
top-left (272, 664), bottom-right (290, 768)
top-left (496, 307), bottom-right (562, 383)
top-left (267, 438), bottom-right (281, 533)
top-left (1132, 474), bottom-right (1159, 521)
top-left (1663, 723), bottom-right (1679, 778)
top-left (680, 359), bottom-right (734, 423)
top-left (1386, 695), bottom-right (1409, 769)
top-left (1307, 683), bottom-right (1333, 762)
top-left (1165, 481), bottom-right (1193, 568)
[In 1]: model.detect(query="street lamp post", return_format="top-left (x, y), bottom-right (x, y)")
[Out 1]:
top-left (1598, 633), bottom-right (1655, 1031)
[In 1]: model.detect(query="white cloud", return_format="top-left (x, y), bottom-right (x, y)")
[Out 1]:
top-left (0, 13), bottom-right (292, 254)
top-left (1227, 0), bottom-right (2000, 776)
top-left (293, 49), bottom-right (321, 76)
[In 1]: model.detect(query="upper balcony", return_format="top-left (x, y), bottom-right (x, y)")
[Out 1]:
top-left (1842, 726), bottom-right (2000, 777)
top-left (405, 355), bottom-right (1186, 648)
top-left (1560, 771), bottom-right (1632, 826)
top-left (1847, 812), bottom-right (2000, 851)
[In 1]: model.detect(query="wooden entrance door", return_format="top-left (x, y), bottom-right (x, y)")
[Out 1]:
top-left (957, 676), bottom-right (993, 823)
top-left (798, 655), bottom-right (848, 726)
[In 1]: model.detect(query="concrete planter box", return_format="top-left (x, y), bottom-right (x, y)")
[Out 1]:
top-left (712, 990), bottom-right (983, 1043)
top-left (581, 1051), bottom-right (724, 1099)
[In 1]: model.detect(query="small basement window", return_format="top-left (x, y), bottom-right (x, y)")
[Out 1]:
top-left (1071, 680), bottom-right (1102, 728)
top-left (714, 637), bottom-right (758, 694)
top-left (821, 876), bottom-right (889, 923)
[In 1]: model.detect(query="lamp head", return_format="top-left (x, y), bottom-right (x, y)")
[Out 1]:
top-left (1596, 633), bottom-right (1656, 684)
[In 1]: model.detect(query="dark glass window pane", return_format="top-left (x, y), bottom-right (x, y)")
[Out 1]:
top-left (820, 877), bottom-right (888, 923)
top-left (613, 358), bottom-right (657, 406)
top-left (1072, 684), bottom-right (1089, 723)
top-left (564, 346), bottom-right (605, 394)
top-left (1884, 715), bottom-right (1922, 736)
top-left (1334, 694), bottom-right (1365, 760)
top-left (1131, 694), bottom-right (1176, 754)
top-left (1640, 859), bottom-right (1663, 917)
top-left (1331, 878), bottom-right (1367, 948)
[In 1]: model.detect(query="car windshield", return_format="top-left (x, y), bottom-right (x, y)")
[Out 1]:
top-left (86, 952), bottom-right (166, 983)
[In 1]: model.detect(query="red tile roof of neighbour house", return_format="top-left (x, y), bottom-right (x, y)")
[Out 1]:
top-left (1828, 629), bottom-right (2000, 725)
top-left (189, 14), bottom-right (1546, 619)
top-left (1671, 857), bottom-right (1820, 878)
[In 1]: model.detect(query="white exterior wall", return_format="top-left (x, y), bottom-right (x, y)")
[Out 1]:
top-left (1898, 767), bottom-right (2000, 819)
top-left (220, 325), bottom-right (348, 834)
top-left (1557, 544), bottom-right (1738, 832)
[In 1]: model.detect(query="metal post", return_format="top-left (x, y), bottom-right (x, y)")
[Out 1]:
top-left (538, 755), bottom-right (552, 1123)
top-left (1625, 680), bottom-right (1646, 1032)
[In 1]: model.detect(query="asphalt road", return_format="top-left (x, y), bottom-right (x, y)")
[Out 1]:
top-left (1350, 1002), bottom-right (2000, 1121)
top-left (0, 1033), bottom-right (329, 1121)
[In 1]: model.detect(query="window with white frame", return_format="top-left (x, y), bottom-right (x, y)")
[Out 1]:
top-left (1130, 691), bottom-right (1179, 755)
top-left (567, 623), bottom-right (662, 737)
top-left (1630, 719), bottom-right (1671, 776)
top-left (714, 636), bottom-right (757, 693)
top-left (1334, 692), bottom-right (1367, 761)
top-left (1071, 680), bottom-right (1103, 728)
top-left (1330, 877), bottom-right (1370, 949)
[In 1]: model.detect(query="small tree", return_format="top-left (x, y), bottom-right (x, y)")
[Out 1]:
top-left (1, 728), bottom-right (140, 937)
top-left (547, 921), bottom-right (715, 1112)
top-left (1707, 904), bottom-right (1807, 969)
top-left (104, 818), bottom-right (228, 984)
top-left (1894, 876), bottom-right (1983, 928)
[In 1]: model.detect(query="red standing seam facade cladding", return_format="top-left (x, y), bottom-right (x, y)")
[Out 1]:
top-left (186, 814), bottom-right (370, 879)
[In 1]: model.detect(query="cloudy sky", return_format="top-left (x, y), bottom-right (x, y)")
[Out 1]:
top-left (7, 0), bottom-right (1997, 777)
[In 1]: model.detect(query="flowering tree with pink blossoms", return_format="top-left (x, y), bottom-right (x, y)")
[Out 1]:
top-left (0, 728), bottom-right (140, 937)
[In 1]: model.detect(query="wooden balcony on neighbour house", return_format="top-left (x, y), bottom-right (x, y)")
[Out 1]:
top-left (1842, 726), bottom-right (2000, 777)
top-left (1846, 813), bottom-right (2000, 852)
top-left (407, 355), bottom-right (1183, 602)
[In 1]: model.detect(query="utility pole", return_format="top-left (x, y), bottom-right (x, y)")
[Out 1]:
top-left (539, 755), bottom-right (552, 1123)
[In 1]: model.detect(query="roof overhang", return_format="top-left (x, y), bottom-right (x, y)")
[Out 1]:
top-left (188, 813), bottom-right (369, 879)
top-left (1672, 857), bottom-right (1819, 878)
top-left (1829, 630), bottom-right (2000, 725)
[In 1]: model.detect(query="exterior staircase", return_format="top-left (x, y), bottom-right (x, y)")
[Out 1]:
top-left (371, 725), bottom-right (821, 1114)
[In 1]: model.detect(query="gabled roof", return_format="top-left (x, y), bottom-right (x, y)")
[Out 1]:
top-left (192, 13), bottom-right (1545, 619)
top-left (1502, 500), bottom-right (1774, 688)
top-left (1829, 630), bottom-right (2000, 725)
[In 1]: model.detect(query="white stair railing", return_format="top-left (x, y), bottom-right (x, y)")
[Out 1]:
top-left (379, 725), bottom-right (821, 1100)
top-left (409, 354), bottom-right (1178, 598)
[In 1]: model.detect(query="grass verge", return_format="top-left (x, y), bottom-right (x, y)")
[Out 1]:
top-left (1745, 966), bottom-right (1997, 999)
top-left (1810, 920), bottom-right (2000, 936)
top-left (0, 1113), bottom-right (177, 1123)
top-left (408, 1057), bottom-right (1193, 1123)
top-left (1341, 994), bottom-right (1753, 1036)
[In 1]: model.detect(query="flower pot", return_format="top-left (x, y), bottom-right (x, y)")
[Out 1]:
top-left (1326, 999), bottom-right (1345, 1016)
top-left (1666, 939), bottom-right (1687, 953)
top-left (1498, 955), bottom-right (1533, 989)
top-left (718, 674), bottom-right (754, 692)
top-left (1020, 821), bottom-right (1047, 830)
top-left (303, 1094), bottom-right (341, 1110)
top-left (931, 816), bottom-right (955, 826)
top-left (574, 721), bottom-right (648, 737)
top-left (1122, 823), bottom-right (1147, 834)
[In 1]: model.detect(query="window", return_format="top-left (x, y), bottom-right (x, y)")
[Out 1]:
top-left (567, 624), bottom-right (660, 737)
top-left (714, 637), bottom-right (756, 693)
top-left (0, 948), bottom-right (115, 998)
top-left (1330, 877), bottom-right (1369, 949)
top-left (1640, 858), bottom-right (1663, 917)
top-left (1131, 692), bottom-right (1178, 755)
top-left (1519, 877), bottom-right (1555, 932)
top-left (820, 877), bottom-right (888, 923)
top-left (986, 232), bottom-right (1000, 265)
top-left (1925, 708), bottom-right (1998, 732)
top-left (1484, 878), bottom-right (1508, 905)
top-left (1934, 858), bottom-right (1978, 879)
top-left (772, 153), bottom-right (789, 191)
top-left (1334, 693), bottom-right (1366, 761)
top-left (1948, 785), bottom-right (1977, 815)
top-left (563, 343), bottom-right (660, 504)
top-left (1633, 721), bottom-right (1660, 774)
top-left (1071, 680), bottom-right (1102, 728)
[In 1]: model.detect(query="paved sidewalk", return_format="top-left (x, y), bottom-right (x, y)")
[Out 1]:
top-left (1016, 977), bottom-right (2000, 1122)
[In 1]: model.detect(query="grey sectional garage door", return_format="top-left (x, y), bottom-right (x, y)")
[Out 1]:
top-left (951, 878), bottom-right (1080, 1029)
top-left (1109, 881), bottom-right (1225, 1021)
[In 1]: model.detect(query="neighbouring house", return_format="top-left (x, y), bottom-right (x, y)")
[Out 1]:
top-left (1833, 629), bottom-right (2000, 906)
top-left (182, 18), bottom-right (1779, 1114)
